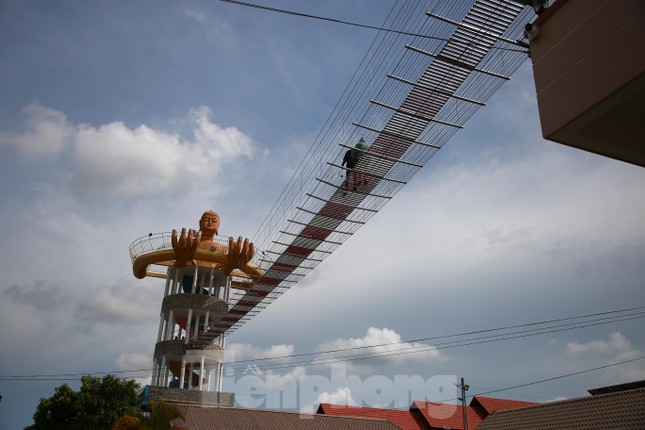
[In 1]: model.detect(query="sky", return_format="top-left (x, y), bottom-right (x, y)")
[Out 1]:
top-left (1, 0), bottom-right (644, 428)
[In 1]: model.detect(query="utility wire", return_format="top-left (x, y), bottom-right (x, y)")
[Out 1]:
top-left (217, 0), bottom-right (449, 41)
top-left (431, 355), bottom-right (645, 405)
top-left (3, 306), bottom-right (643, 380)
top-left (222, 312), bottom-right (645, 374)
top-left (388, 354), bottom-right (645, 410)
top-left (223, 306), bottom-right (645, 365)
top-left (474, 355), bottom-right (645, 398)
top-left (0, 369), bottom-right (153, 381)
top-left (7, 356), bottom-right (645, 415)
top-left (216, 0), bottom-right (529, 52)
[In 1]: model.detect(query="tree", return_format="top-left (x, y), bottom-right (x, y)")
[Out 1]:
top-left (112, 401), bottom-right (186, 430)
top-left (27, 384), bottom-right (79, 430)
top-left (146, 401), bottom-right (185, 430)
top-left (28, 374), bottom-right (140, 430)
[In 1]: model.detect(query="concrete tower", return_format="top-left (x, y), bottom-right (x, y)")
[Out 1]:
top-left (129, 210), bottom-right (260, 407)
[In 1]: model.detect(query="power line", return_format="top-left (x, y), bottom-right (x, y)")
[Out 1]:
top-left (217, 0), bottom-right (449, 41)
top-left (216, 0), bottom-right (528, 52)
top-left (223, 312), bottom-right (645, 374)
top-left (9, 355), bottom-right (645, 417)
top-left (474, 355), bottom-right (645, 398)
top-left (3, 306), bottom-right (643, 380)
top-left (428, 355), bottom-right (645, 406)
top-left (0, 369), bottom-right (152, 381)
top-left (223, 306), bottom-right (645, 365)
top-left (390, 354), bottom-right (645, 409)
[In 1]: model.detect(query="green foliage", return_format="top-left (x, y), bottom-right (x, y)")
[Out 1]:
top-left (30, 384), bottom-right (79, 430)
top-left (146, 401), bottom-right (185, 430)
top-left (28, 374), bottom-right (141, 430)
top-left (112, 401), bottom-right (186, 430)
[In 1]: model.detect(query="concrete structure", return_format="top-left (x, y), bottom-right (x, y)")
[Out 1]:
top-left (527, 0), bottom-right (645, 167)
top-left (129, 225), bottom-right (257, 407)
top-left (146, 264), bottom-right (233, 407)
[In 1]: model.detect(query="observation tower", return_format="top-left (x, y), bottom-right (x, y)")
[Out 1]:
top-left (129, 210), bottom-right (261, 407)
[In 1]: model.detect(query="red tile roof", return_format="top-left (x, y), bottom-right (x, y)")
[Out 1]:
top-left (318, 403), bottom-right (430, 430)
top-left (476, 387), bottom-right (645, 430)
top-left (175, 404), bottom-right (401, 430)
top-left (411, 401), bottom-right (486, 430)
top-left (318, 396), bottom-right (539, 430)
top-left (470, 396), bottom-right (539, 415)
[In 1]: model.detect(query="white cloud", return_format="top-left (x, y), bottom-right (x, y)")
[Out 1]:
top-left (1, 103), bottom-right (254, 203)
top-left (317, 327), bottom-right (442, 364)
top-left (300, 386), bottom-right (357, 413)
top-left (189, 106), bottom-right (253, 160)
top-left (72, 122), bottom-right (186, 200)
top-left (0, 103), bottom-right (73, 159)
top-left (602, 350), bottom-right (645, 383)
top-left (227, 342), bottom-right (295, 362)
top-left (225, 365), bottom-right (306, 410)
top-left (114, 349), bottom-right (154, 388)
top-left (115, 349), bottom-right (154, 370)
top-left (72, 106), bottom-right (253, 202)
top-left (316, 386), bottom-right (357, 406)
top-left (566, 332), bottom-right (632, 355)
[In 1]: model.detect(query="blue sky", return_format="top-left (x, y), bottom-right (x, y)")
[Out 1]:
top-left (1, 1), bottom-right (644, 428)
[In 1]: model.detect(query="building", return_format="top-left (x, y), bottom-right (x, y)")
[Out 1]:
top-left (526, 0), bottom-right (645, 167)
top-left (476, 381), bottom-right (645, 429)
top-left (317, 396), bottom-right (539, 430)
top-left (141, 383), bottom-right (644, 429)
top-left (173, 404), bottom-right (400, 430)
top-left (130, 211), bottom-right (261, 408)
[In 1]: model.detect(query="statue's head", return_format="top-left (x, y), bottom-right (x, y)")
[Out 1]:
top-left (199, 210), bottom-right (220, 236)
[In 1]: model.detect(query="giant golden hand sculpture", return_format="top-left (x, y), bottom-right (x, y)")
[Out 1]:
top-left (226, 236), bottom-right (255, 275)
top-left (171, 228), bottom-right (201, 268)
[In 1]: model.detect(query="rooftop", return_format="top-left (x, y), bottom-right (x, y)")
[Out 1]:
top-left (317, 395), bottom-right (539, 430)
top-left (477, 386), bottom-right (645, 430)
top-left (175, 404), bottom-right (400, 430)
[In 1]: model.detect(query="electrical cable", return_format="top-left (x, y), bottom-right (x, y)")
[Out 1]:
top-left (217, 0), bottom-right (450, 42)
top-left (216, 0), bottom-right (528, 52)
top-left (385, 354), bottom-right (645, 410)
top-left (433, 355), bottom-right (645, 405)
top-left (476, 355), bottom-right (645, 397)
top-left (3, 305), bottom-right (642, 381)
top-left (223, 306), bottom-right (645, 365)
top-left (222, 312), bottom-right (645, 374)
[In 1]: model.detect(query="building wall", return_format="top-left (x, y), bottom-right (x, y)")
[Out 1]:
top-left (529, 0), bottom-right (645, 166)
